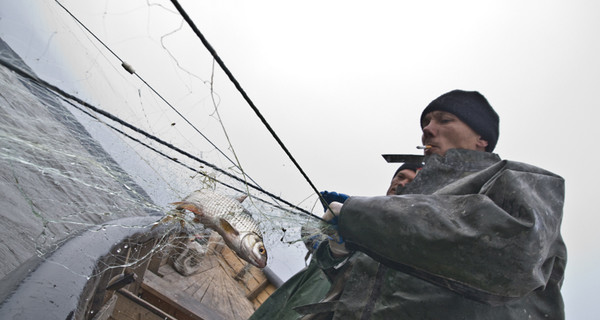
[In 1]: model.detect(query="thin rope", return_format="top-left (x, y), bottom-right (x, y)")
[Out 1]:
top-left (169, 0), bottom-right (329, 209)
top-left (0, 57), bottom-right (325, 222)
top-left (59, 95), bottom-right (303, 215)
top-left (53, 0), bottom-right (266, 194)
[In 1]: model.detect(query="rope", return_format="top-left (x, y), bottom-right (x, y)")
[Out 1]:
top-left (53, 0), bottom-right (266, 195)
top-left (55, 0), bottom-right (333, 217)
top-left (0, 57), bottom-right (324, 221)
top-left (59, 96), bottom-right (304, 215)
top-left (169, 0), bottom-right (329, 210)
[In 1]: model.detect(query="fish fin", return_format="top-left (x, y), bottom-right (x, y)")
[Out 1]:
top-left (236, 194), bottom-right (248, 203)
top-left (219, 218), bottom-right (239, 236)
top-left (171, 201), bottom-right (203, 216)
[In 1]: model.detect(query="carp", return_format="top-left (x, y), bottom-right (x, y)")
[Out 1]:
top-left (172, 189), bottom-right (267, 268)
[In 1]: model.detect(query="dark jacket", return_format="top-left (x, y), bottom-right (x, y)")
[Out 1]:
top-left (300, 149), bottom-right (567, 320)
top-left (249, 258), bottom-right (331, 320)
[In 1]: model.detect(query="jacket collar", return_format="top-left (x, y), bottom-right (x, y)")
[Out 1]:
top-left (424, 148), bottom-right (501, 170)
top-left (398, 149), bottom-right (501, 195)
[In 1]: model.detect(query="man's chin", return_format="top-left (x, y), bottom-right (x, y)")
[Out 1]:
top-left (424, 146), bottom-right (445, 156)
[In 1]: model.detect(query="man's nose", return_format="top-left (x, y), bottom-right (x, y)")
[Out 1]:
top-left (422, 122), bottom-right (436, 138)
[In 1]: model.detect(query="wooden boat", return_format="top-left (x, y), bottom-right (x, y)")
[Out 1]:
top-left (89, 230), bottom-right (280, 320)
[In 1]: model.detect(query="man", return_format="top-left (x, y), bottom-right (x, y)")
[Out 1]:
top-left (249, 164), bottom-right (422, 320)
top-left (297, 90), bottom-right (567, 319)
top-left (386, 163), bottom-right (421, 196)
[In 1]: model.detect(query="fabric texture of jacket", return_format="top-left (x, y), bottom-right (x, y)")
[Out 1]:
top-left (249, 258), bottom-right (331, 320)
top-left (298, 149), bottom-right (567, 320)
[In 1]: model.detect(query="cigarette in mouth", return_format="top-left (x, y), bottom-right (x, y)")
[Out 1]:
top-left (416, 145), bottom-right (432, 150)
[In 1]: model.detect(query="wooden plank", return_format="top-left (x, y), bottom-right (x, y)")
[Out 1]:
top-left (234, 264), bottom-right (250, 281)
top-left (216, 273), bottom-right (254, 320)
top-left (253, 283), bottom-right (278, 307)
top-left (188, 248), bottom-right (219, 275)
top-left (91, 294), bottom-right (117, 320)
top-left (128, 239), bottom-right (156, 294)
top-left (246, 279), bottom-right (269, 300)
top-left (154, 261), bottom-right (255, 319)
top-left (113, 289), bottom-right (176, 320)
top-left (137, 231), bottom-right (276, 320)
top-left (264, 284), bottom-right (277, 294)
top-left (249, 266), bottom-right (266, 279)
top-left (215, 252), bottom-right (237, 278)
top-left (245, 276), bottom-right (260, 293)
top-left (221, 248), bottom-right (244, 276)
top-left (151, 246), bottom-right (172, 275)
top-left (142, 271), bottom-right (229, 320)
top-left (196, 269), bottom-right (229, 316)
top-left (189, 267), bottom-right (218, 301)
top-left (255, 290), bottom-right (271, 305)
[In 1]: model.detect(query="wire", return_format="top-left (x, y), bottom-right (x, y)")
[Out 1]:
top-left (169, 0), bottom-right (330, 210)
top-left (53, 0), bottom-right (268, 200)
top-left (0, 57), bottom-right (325, 221)
top-left (59, 96), bottom-right (304, 215)
top-left (53, 0), bottom-right (331, 218)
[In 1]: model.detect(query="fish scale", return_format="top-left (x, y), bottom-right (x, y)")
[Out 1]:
top-left (174, 189), bottom-right (268, 268)
top-left (181, 189), bottom-right (262, 236)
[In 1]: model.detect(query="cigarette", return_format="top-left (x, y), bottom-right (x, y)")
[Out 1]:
top-left (416, 145), bottom-right (432, 150)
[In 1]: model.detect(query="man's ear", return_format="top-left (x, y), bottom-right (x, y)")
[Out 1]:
top-left (476, 137), bottom-right (489, 150)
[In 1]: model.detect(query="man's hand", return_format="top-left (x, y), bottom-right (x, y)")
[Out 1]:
top-left (322, 201), bottom-right (343, 222)
top-left (322, 201), bottom-right (350, 258)
top-left (319, 191), bottom-right (349, 212)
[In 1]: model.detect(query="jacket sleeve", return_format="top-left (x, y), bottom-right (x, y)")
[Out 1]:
top-left (338, 166), bottom-right (566, 304)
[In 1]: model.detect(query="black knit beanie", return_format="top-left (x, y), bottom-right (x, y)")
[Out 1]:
top-left (393, 162), bottom-right (422, 177)
top-left (420, 90), bottom-right (499, 152)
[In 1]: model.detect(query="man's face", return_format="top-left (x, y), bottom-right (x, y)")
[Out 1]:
top-left (421, 111), bottom-right (488, 156)
top-left (386, 169), bottom-right (417, 195)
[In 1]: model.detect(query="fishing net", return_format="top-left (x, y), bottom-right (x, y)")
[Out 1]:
top-left (0, 0), bottom-right (328, 293)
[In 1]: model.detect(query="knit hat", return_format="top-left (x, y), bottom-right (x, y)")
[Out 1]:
top-left (393, 162), bottom-right (422, 177)
top-left (420, 90), bottom-right (499, 152)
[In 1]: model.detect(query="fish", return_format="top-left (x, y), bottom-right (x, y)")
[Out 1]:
top-left (171, 189), bottom-right (268, 268)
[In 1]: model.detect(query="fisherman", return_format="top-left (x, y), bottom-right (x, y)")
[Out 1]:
top-left (295, 90), bottom-right (567, 319)
top-left (385, 162), bottom-right (421, 196)
top-left (249, 164), bottom-right (422, 320)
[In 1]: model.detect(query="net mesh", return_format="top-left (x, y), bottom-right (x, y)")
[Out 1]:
top-left (0, 0), bottom-right (327, 287)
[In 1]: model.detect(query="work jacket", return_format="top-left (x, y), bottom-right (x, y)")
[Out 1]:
top-left (249, 258), bottom-right (331, 320)
top-left (298, 149), bottom-right (567, 320)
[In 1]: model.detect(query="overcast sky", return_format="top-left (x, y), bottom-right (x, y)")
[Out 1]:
top-left (1, 0), bottom-right (599, 318)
